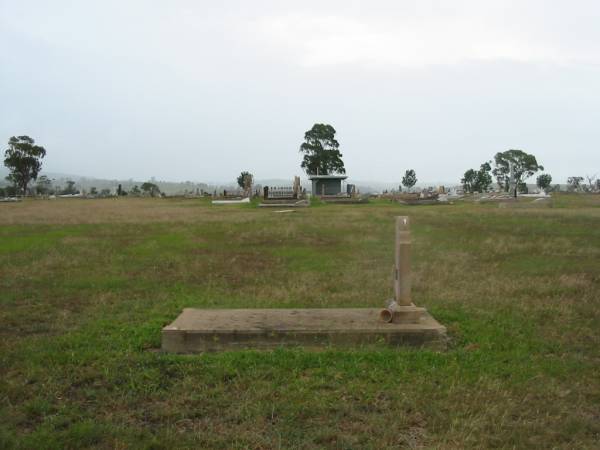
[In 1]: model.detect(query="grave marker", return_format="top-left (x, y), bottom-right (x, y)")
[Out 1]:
top-left (162, 216), bottom-right (446, 352)
top-left (380, 216), bottom-right (426, 324)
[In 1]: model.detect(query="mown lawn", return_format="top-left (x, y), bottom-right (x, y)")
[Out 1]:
top-left (1, 195), bottom-right (599, 449)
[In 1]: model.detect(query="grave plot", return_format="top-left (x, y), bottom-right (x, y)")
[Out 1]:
top-left (162, 216), bottom-right (446, 352)
top-left (211, 188), bottom-right (250, 205)
top-left (259, 176), bottom-right (309, 207)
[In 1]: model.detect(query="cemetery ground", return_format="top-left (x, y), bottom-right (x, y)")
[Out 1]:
top-left (1, 195), bottom-right (599, 449)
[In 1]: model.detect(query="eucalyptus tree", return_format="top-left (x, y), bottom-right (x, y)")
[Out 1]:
top-left (299, 124), bottom-right (345, 175)
top-left (493, 149), bottom-right (543, 197)
top-left (536, 174), bottom-right (553, 193)
top-left (3, 136), bottom-right (46, 195)
top-left (402, 169), bottom-right (417, 191)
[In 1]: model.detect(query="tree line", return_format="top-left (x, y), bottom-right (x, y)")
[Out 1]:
top-left (3, 132), bottom-right (599, 197)
top-left (461, 150), bottom-right (547, 196)
top-left (1, 136), bottom-right (165, 197)
top-left (460, 150), bottom-right (598, 195)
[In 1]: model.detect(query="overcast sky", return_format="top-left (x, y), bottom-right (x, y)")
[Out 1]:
top-left (1, 1), bottom-right (599, 184)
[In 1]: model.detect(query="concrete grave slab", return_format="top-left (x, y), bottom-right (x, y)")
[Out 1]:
top-left (162, 308), bottom-right (447, 352)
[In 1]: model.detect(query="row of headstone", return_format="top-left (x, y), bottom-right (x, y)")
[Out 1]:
top-left (265, 186), bottom-right (295, 199)
top-left (218, 189), bottom-right (243, 197)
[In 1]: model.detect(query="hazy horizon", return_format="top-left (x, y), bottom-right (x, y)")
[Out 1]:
top-left (2, 1), bottom-right (599, 184)
top-left (0, 166), bottom-right (464, 191)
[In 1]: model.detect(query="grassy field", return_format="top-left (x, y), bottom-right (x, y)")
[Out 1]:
top-left (1, 195), bottom-right (599, 449)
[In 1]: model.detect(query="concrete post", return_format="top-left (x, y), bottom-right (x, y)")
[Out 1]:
top-left (394, 216), bottom-right (412, 306)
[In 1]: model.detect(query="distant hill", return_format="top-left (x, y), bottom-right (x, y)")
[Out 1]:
top-left (0, 169), bottom-right (463, 195)
top-left (0, 171), bottom-right (210, 195)
top-left (3, 169), bottom-right (571, 195)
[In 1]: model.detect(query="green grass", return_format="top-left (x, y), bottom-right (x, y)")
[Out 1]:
top-left (1, 194), bottom-right (599, 448)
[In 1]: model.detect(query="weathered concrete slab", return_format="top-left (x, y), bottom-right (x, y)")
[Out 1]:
top-left (162, 308), bottom-right (447, 352)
